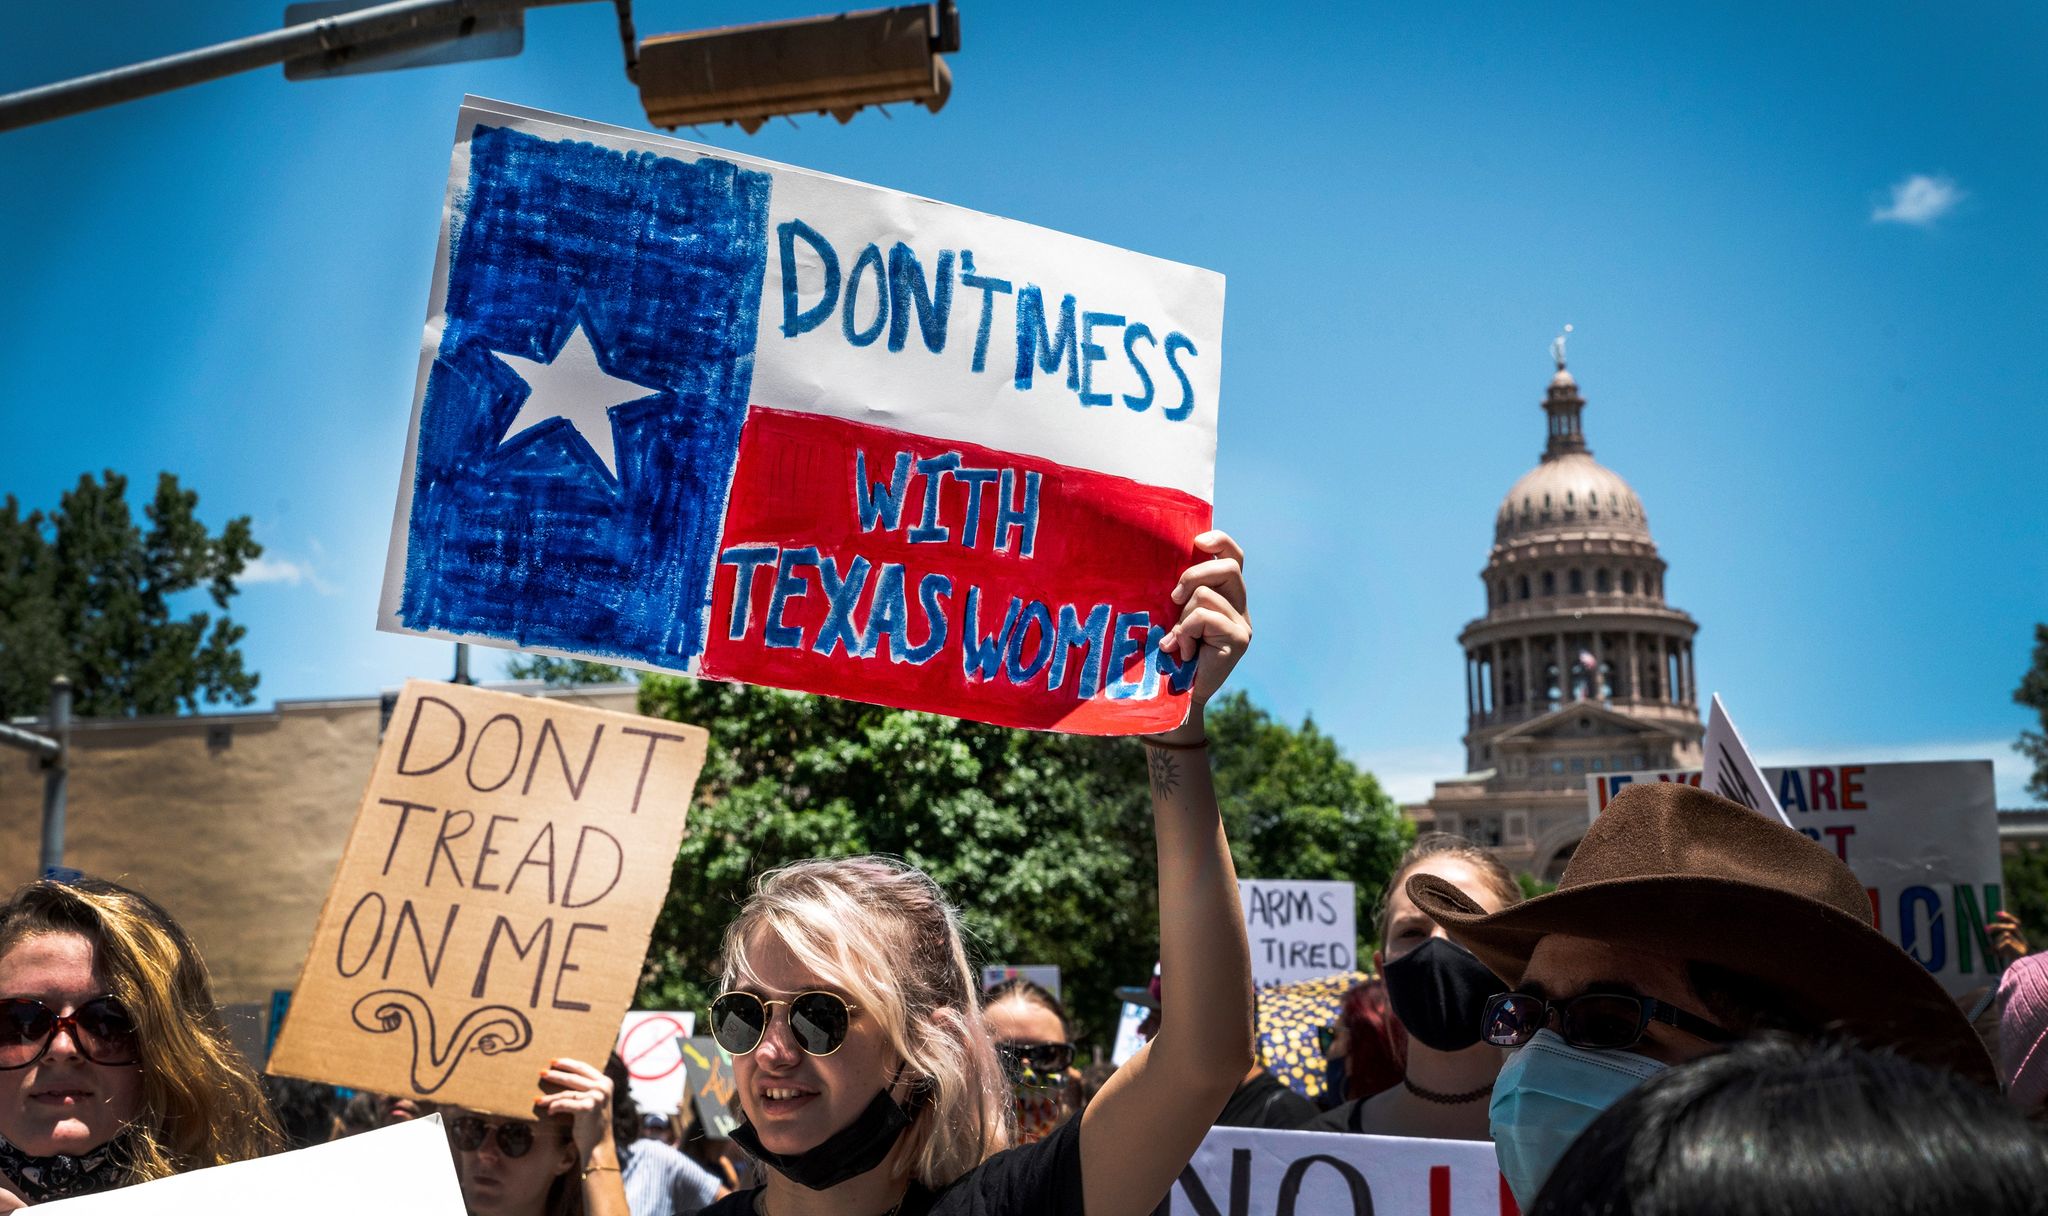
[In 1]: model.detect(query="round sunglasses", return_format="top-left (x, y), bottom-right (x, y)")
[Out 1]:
top-left (709, 991), bottom-right (859, 1057)
top-left (1483, 991), bottom-right (1733, 1052)
top-left (0, 997), bottom-right (141, 1070)
top-left (448, 1115), bottom-right (549, 1158)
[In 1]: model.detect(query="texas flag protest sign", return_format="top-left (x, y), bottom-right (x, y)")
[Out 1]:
top-left (380, 98), bottom-right (1224, 734)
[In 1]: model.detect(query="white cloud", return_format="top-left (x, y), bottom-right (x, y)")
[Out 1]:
top-left (239, 554), bottom-right (337, 596)
top-left (1871, 174), bottom-right (1964, 226)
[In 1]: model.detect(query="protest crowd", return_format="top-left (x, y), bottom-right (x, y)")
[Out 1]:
top-left (4, 533), bottom-right (2048, 1216)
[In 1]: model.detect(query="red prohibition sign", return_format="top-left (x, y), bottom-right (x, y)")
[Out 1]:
top-left (619, 1014), bottom-right (689, 1080)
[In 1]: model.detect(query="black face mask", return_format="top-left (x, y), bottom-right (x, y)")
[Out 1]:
top-left (1382, 936), bottom-right (1506, 1052)
top-left (730, 1084), bottom-right (926, 1191)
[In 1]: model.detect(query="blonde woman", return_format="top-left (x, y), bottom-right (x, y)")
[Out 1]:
top-left (695, 531), bottom-right (1255, 1216)
top-left (0, 878), bottom-right (282, 1207)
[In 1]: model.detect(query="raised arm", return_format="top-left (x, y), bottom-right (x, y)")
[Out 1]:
top-left (1080, 529), bottom-right (1255, 1216)
top-left (538, 1057), bottom-right (632, 1216)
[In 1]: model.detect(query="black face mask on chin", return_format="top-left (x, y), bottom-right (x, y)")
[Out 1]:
top-left (1381, 935), bottom-right (1508, 1052)
top-left (730, 1083), bottom-right (929, 1191)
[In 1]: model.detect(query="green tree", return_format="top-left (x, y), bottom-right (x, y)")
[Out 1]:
top-left (2004, 845), bottom-right (2048, 941)
top-left (505, 654), bottom-right (628, 687)
top-left (2016, 624), bottom-right (2048, 802)
top-left (0, 471), bottom-right (260, 717)
top-left (632, 682), bottom-right (1410, 1047)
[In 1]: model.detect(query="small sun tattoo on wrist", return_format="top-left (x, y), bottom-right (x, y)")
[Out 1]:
top-left (1148, 749), bottom-right (1182, 798)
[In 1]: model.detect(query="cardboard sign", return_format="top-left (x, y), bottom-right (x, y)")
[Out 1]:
top-left (380, 97), bottom-right (1226, 735)
top-left (1163, 1127), bottom-right (1515, 1216)
top-left (269, 680), bottom-right (705, 1117)
top-left (616, 1010), bottom-right (697, 1115)
top-left (680, 1035), bottom-right (741, 1138)
top-left (1591, 759), bottom-right (2004, 995)
top-left (1240, 879), bottom-right (1357, 987)
top-left (38, 1114), bottom-right (464, 1214)
top-left (981, 963), bottom-right (1061, 1000)
top-left (1700, 695), bottom-right (1790, 825)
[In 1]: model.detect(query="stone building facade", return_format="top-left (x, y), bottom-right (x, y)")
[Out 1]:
top-left (1414, 355), bottom-right (1703, 879)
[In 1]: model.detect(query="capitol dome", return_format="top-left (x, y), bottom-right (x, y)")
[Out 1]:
top-left (1495, 452), bottom-right (1650, 543)
top-left (1427, 345), bottom-right (1704, 880)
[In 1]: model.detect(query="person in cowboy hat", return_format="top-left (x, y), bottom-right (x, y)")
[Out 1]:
top-left (1406, 781), bottom-right (1994, 1206)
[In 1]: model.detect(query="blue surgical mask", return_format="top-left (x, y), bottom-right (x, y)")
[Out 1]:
top-left (1489, 1028), bottom-right (1667, 1207)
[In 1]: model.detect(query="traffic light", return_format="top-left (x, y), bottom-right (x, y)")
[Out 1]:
top-left (636, 2), bottom-right (958, 133)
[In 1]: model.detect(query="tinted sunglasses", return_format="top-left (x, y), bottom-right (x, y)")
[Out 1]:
top-left (448, 1115), bottom-right (547, 1158)
top-left (1483, 991), bottom-right (1734, 1052)
top-left (995, 1040), bottom-right (1075, 1078)
top-left (0, 997), bottom-right (140, 1070)
top-left (710, 991), bottom-right (858, 1057)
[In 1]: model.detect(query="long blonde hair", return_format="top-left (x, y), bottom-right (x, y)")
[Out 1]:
top-left (0, 878), bottom-right (282, 1181)
top-left (720, 857), bottom-right (1011, 1188)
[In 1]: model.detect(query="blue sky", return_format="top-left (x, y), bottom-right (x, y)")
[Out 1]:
top-left (4, 2), bottom-right (2043, 806)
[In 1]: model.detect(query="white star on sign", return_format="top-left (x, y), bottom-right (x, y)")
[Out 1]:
top-left (490, 323), bottom-right (659, 481)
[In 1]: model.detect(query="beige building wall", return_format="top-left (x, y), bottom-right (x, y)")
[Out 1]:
top-left (0, 684), bottom-right (638, 1007)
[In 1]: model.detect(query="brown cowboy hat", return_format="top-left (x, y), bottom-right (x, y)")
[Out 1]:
top-left (1408, 782), bottom-right (1994, 1084)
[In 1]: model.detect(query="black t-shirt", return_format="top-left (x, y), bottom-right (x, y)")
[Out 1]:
top-left (1213, 1070), bottom-right (1320, 1130)
top-left (697, 1114), bottom-right (1085, 1216)
top-left (1302, 1096), bottom-right (1369, 1133)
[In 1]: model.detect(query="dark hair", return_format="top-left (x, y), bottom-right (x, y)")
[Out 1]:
top-left (339, 1091), bottom-right (382, 1136)
top-left (1530, 1036), bottom-right (2048, 1216)
top-left (605, 1052), bottom-right (640, 1148)
top-left (1685, 961), bottom-right (1827, 1039)
top-left (261, 1076), bottom-right (340, 1150)
top-left (981, 978), bottom-right (1069, 1037)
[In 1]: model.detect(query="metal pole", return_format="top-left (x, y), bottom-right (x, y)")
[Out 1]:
top-left (453, 642), bottom-right (474, 685)
top-left (0, 0), bottom-right (594, 134)
top-left (39, 677), bottom-right (72, 877)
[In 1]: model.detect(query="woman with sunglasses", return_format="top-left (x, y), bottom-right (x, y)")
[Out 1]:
top-left (444, 1055), bottom-right (631, 1216)
top-left (695, 530), bottom-right (1255, 1216)
top-left (0, 877), bottom-right (280, 1207)
top-left (979, 979), bottom-right (1077, 1145)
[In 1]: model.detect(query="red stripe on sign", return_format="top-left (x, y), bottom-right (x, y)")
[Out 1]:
top-left (702, 407), bottom-right (1210, 733)
top-left (1501, 1173), bottom-right (1522, 1216)
top-left (1430, 1165), bottom-right (1449, 1216)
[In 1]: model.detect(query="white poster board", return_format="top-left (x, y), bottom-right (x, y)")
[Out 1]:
top-left (1163, 1126), bottom-right (1512, 1216)
top-left (1110, 999), bottom-right (1149, 1066)
top-left (615, 1009), bottom-right (697, 1116)
top-left (1240, 879), bottom-right (1357, 987)
top-left (981, 963), bottom-right (1062, 1000)
top-left (39, 1114), bottom-right (463, 1214)
top-left (379, 97), bottom-right (1224, 736)
top-left (1700, 694), bottom-right (1789, 825)
top-left (1589, 759), bottom-right (2004, 994)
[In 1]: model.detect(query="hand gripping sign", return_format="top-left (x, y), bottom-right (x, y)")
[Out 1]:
top-left (380, 98), bottom-right (1225, 734)
top-left (268, 681), bottom-right (706, 1118)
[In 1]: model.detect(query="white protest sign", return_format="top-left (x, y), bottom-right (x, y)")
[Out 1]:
top-left (1590, 759), bottom-right (2004, 995)
top-left (981, 963), bottom-right (1061, 1000)
top-left (1163, 1126), bottom-right (1512, 1216)
top-left (380, 97), bottom-right (1225, 736)
top-left (615, 1009), bottom-right (697, 1115)
top-left (1110, 999), bottom-right (1149, 1065)
top-left (39, 1113), bottom-right (463, 1214)
top-left (1240, 879), bottom-right (1356, 987)
top-left (1700, 694), bottom-right (1790, 825)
